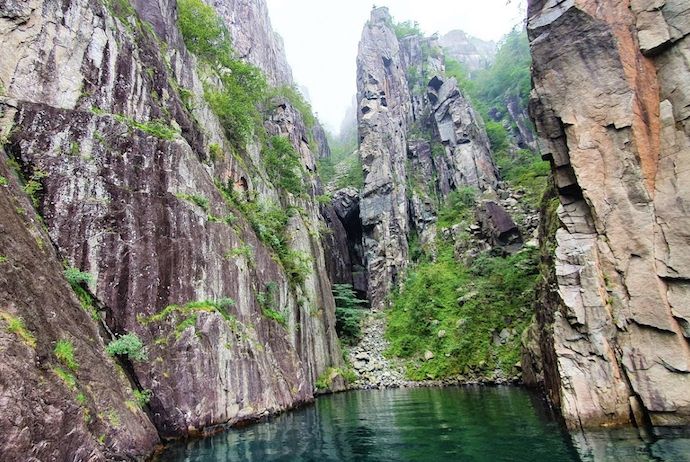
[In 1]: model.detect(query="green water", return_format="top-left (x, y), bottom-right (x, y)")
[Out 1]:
top-left (161, 387), bottom-right (690, 462)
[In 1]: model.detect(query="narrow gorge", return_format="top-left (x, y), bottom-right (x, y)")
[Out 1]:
top-left (0, 0), bottom-right (688, 460)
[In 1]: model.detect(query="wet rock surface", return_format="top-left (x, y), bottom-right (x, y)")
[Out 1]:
top-left (0, 149), bottom-right (160, 460)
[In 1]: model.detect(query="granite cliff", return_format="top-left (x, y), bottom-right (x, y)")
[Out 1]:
top-left (354, 8), bottom-right (499, 310)
top-left (0, 0), bottom-right (344, 458)
top-left (523, 0), bottom-right (690, 429)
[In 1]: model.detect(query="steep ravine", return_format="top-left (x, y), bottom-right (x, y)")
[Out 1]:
top-left (1, 0), bottom-right (690, 459)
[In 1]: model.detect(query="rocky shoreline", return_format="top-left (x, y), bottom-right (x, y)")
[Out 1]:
top-left (346, 314), bottom-right (521, 391)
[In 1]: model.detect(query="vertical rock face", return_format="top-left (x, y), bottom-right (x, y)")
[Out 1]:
top-left (526, 0), bottom-right (690, 428)
top-left (0, 0), bottom-right (342, 454)
top-left (0, 149), bottom-right (160, 462)
top-left (211, 0), bottom-right (294, 86)
top-left (356, 7), bottom-right (413, 310)
top-left (356, 8), bottom-right (498, 309)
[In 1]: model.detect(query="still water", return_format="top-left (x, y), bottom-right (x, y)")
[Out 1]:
top-left (161, 387), bottom-right (690, 462)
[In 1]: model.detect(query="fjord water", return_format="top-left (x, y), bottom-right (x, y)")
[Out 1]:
top-left (162, 386), bottom-right (690, 462)
top-left (162, 387), bottom-right (575, 461)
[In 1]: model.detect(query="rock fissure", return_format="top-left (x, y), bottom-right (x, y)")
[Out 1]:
top-left (2, 0), bottom-right (690, 458)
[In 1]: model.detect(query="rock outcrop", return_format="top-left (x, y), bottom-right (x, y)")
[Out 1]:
top-left (356, 8), bottom-right (498, 309)
top-left (524, 0), bottom-right (690, 429)
top-left (0, 0), bottom-right (343, 456)
top-left (439, 30), bottom-right (496, 72)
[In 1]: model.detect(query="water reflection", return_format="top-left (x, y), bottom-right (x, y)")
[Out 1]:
top-left (572, 426), bottom-right (690, 462)
top-left (161, 387), bottom-right (690, 462)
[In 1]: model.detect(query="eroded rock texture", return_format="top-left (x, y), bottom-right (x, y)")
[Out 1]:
top-left (356, 8), bottom-right (498, 309)
top-left (0, 0), bottom-right (342, 455)
top-left (525, 0), bottom-right (690, 428)
top-left (0, 148), bottom-right (160, 462)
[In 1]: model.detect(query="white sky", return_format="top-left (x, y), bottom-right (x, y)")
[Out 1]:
top-left (266, 0), bottom-right (526, 134)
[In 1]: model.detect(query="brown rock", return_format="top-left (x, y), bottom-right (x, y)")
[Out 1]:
top-left (525, 0), bottom-right (690, 429)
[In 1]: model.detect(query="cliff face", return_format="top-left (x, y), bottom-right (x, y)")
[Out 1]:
top-left (525, 0), bottom-right (690, 428)
top-left (356, 8), bottom-right (498, 309)
top-left (0, 147), bottom-right (159, 462)
top-left (0, 0), bottom-right (342, 456)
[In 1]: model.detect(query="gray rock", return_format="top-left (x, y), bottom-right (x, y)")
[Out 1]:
top-left (525, 0), bottom-right (690, 429)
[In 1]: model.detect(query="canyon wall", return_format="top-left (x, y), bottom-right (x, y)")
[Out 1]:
top-left (355, 8), bottom-right (498, 309)
top-left (0, 0), bottom-right (343, 457)
top-left (525, 0), bottom-right (690, 428)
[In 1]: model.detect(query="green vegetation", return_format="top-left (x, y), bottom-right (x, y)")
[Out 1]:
top-left (104, 0), bottom-right (136, 22)
top-left (0, 175), bottom-right (7, 186)
top-left (0, 255), bottom-right (7, 264)
top-left (315, 366), bottom-right (358, 390)
top-left (316, 194), bottom-right (332, 205)
top-left (445, 29), bottom-right (531, 110)
top-left (106, 409), bottom-right (121, 428)
top-left (387, 244), bottom-right (539, 380)
top-left (178, 0), bottom-right (267, 148)
top-left (225, 244), bottom-right (254, 262)
top-left (257, 283), bottom-right (287, 327)
top-left (64, 267), bottom-right (99, 320)
top-left (317, 130), bottom-right (363, 190)
top-left (54, 339), bottom-right (78, 371)
top-left (393, 20), bottom-right (422, 39)
top-left (386, 186), bottom-right (540, 380)
top-left (133, 389), bottom-right (152, 407)
top-left (64, 267), bottom-right (93, 286)
top-left (209, 143), bottom-right (223, 161)
top-left (106, 333), bottom-right (148, 362)
top-left (498, 150), bottom-right (551, 207)
top-left (175, 192), bottom-right (210, 212)
top-left (436, 187), bottom-right (476, 229)
top-left (264, 135), bottom-right (305, 196)
top-left (114, 114), bottom-right (179, 141)
top-left (139, 299), bottom-right (237, 339)
top-left (23, 169), bottom-right (47, 209)
top-left (216, 182), bottom-right (311, 287)
top-left (177, 0), bottom-right (232, 61)
top-left (332, 284), bottom-right (367, 346)
top-left (54, 367), bottom-right (77, 390)
top-left (267, 85), bottom-right (316, 129)
top-left (444, 29), bottom-right (549, 206)
top-left (0, 311), bottom-right (36, 348)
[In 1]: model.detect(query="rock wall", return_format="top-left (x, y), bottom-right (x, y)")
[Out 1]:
top-left (0, 146), bottom-right (160, 462)
top-left (356, 7), bottom-right (413, 310)
top-left (0, 0), bottom-right (342, 455)
top-left (356, 8), bottom-right (498, 309)
top-left (525, 0), bottom-right (690, 428)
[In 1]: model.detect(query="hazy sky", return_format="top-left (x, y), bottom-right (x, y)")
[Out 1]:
top-left (266, 0), bottom-right (526, 133)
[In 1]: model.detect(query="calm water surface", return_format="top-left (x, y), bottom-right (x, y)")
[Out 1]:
top-left (161, 387), bottom-right (690, 462)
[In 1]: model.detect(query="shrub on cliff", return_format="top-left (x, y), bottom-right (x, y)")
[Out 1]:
top-left (178, 0), bottom-right (267, 147)
top-left (264, 135), bottom-right (305, 196)
top-left (332, 284), bottom-right (367, 345)
top-left (106, 333), bottom-right (148, 362)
